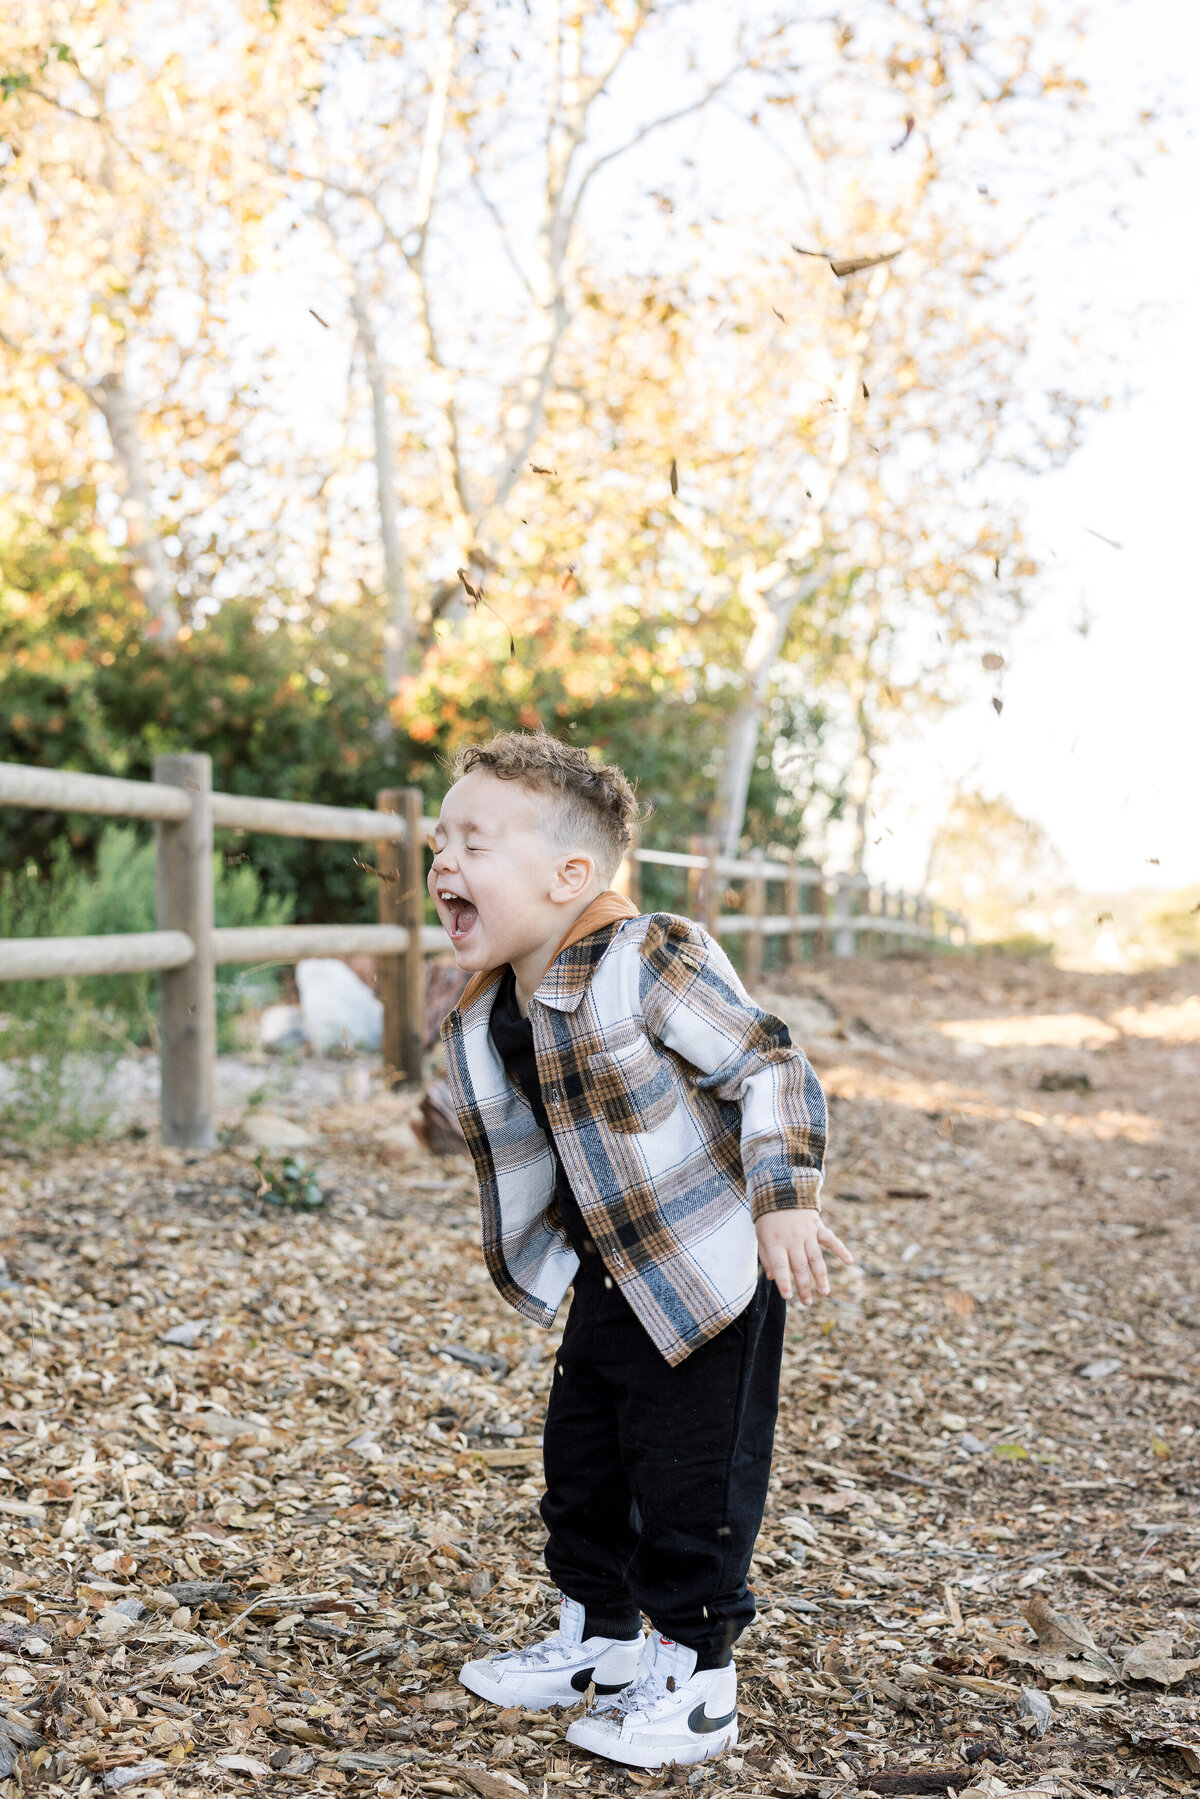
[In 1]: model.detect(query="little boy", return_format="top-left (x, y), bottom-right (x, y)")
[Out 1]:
top-left (430, 731), bottom-right (851, 1771)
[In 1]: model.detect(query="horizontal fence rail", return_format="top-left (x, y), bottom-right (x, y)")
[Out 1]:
top-left (0, 761), bottom-right (436, 844)
top-left (623, 836), bottom-right (966, 982)
top-left (0, 930), bottom-right (196, 982)
top-left (0, 756), bottom-right (965, 1147)
top-left (0, 761), bottom-right (193, 822)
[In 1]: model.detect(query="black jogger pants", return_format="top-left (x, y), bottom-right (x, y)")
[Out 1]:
top-left (540, 1261), bottom-right (786, 1666)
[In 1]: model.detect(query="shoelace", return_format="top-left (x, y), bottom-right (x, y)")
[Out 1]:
top-left (492, 1632), bottom-right (575, 1669)
top-left (594, 1663), bottom-right (669, 1719)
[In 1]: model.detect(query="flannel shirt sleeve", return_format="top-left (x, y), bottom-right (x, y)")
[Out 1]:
top-left (639, 914), bottom-right (826, 1220)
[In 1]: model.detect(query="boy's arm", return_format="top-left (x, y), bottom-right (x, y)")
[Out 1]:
top-left (639, 914), bottom-right (826, 1215)
top-left (639, 914), bottom-right (851, 1303)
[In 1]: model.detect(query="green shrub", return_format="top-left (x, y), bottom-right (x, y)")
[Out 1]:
top-left (0, 822), bottom-right (295, 1141)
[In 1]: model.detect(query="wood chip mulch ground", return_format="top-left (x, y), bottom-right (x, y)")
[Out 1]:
top-left (0, 952), bottom-right (1198, 1799)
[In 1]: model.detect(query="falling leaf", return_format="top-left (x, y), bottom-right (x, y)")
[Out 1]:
top-left (1146, 857), bottom-right (1160, 865)
top-left (993, 557), bottom-right (1001, 579)
top-left (772, 306), bottom-right (786, 322)
top-left (891, 114), bottom-right (916, 152)
top-left (352, 857), bottom-right (401, 885)
top-left (861, 380), bottom-right (870, 399)
top-left (456, 566), bottom-right (483, 604)
top-left (982, 652), bottom-right (1005, 671)
top-left (560, 565), bottom-right (577, 593)
top-left (309, 309), bottom-right (329, 328)
top-left (669, 457), bottom-right (679, 496)
top-left (1084, 526), bottom-right (1123, 550)
top-left (529, 463), bottom-right (557, 476)
top-left (991, 696), bottom-right (1003, 715)
top-left (792, 244), bottom-right (904, 279)
top-left (1095, 911), bottom-right (1113, 926)
top-left (830, 249), bottom-right (903, 278)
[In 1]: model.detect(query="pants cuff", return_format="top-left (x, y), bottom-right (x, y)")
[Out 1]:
top-left (582, 1606), bottom-right (642, 1642)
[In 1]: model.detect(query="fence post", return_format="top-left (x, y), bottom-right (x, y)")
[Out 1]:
top-left (155, 753), bottom-right (216, 1149)
top-left (744, 853), bottom-right (766, 986)
top-left (614, 825), bottom-right (642, 910)
top-left (785, 859), bottom-right (802, 969)
top-left (814, 872), bottom-right (829, 956)
top-left (687, 834), bottom-right (717, 933)
top-left (377, 788), bottom-right (426, 1087)
top-left (832, 875), bottom-right (855, 958)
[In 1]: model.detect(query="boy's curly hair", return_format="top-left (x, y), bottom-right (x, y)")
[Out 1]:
top-left (449, 730), bottom-right (644, 883)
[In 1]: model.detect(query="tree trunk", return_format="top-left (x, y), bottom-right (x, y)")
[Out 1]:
top-left (348, 279), bottom-right (411, 696)
top-left (94, 371), bottom-right (181, 642)
top-left (713, 264), bottom-right (892, 859)
top-left (713, 571), bottom-right (825, 861)
top-left (849, 737), bottom-right (879, 875)
top-left (848, 628), bottom-right (884, 874)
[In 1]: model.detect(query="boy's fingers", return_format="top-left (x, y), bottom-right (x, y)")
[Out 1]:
top-left (789, 1249), bottom-right (813, 1305)
top-left (820, 1227), bottom-right (854, 1266)
top-left (761, 1244), bottom-right (793, 1299)
top-left (807, 1243), bottom-right (830, 1296)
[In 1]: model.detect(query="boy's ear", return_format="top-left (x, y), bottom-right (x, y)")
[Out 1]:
top-left (552, 852), bottom-right (596, 902)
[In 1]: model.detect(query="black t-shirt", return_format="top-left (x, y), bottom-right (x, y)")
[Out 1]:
top-left (489, 965), bottom-right (601, 1273)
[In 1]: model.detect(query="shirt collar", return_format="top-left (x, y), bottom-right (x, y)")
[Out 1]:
top-left (450, 890), bottom-right (639, 1021)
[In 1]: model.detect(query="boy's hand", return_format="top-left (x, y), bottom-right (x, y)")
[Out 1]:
top-left (755, 1210), bottom-right (853, 1304)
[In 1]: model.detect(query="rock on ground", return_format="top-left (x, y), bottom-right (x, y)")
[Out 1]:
top-left (296, 957), bottom-right (384, 1054)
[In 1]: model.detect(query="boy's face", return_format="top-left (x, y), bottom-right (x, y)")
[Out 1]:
top-left (428, 770), bottom-right (595, 973)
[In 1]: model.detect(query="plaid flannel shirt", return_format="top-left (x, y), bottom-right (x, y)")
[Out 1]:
top-left (440, 904), bottom-right (827, 1365)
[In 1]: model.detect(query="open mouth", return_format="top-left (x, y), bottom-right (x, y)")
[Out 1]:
top-left (438, 890), bottom-right (479, 943)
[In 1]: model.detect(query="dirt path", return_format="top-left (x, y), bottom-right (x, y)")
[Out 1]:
top-left (0, 954), bottom-right (1197, 1798)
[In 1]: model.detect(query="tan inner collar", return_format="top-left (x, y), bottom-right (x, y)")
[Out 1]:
top-left (455, 889), bottom-right (640, 1014)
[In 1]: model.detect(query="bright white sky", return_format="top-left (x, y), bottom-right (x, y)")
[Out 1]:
top-left (860, 0), bottom-right (1200, 897)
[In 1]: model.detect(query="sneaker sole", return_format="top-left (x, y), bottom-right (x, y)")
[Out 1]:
top-left (459, 1662), bottom-right (570, 1709)
top-left (564, 1720), bottom-right (738, 1769)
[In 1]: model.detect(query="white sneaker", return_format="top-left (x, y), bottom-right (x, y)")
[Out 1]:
top-left (565, 1630), bottom-right (738, 1769)
top-left (458, 1595), bottom-right (642, 1709)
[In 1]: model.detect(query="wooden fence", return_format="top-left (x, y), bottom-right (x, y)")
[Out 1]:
top-left (0, 756), bottom-right (965, 1149)
top-left (622, 836), bottom-right (966, 984)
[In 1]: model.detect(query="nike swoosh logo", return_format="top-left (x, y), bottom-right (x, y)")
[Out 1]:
top-left (688, 1702), bottom-right (737, 1735)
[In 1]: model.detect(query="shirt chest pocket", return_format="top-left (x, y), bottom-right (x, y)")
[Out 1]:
top-left (586, 1031), bottom-right (679, 1134)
